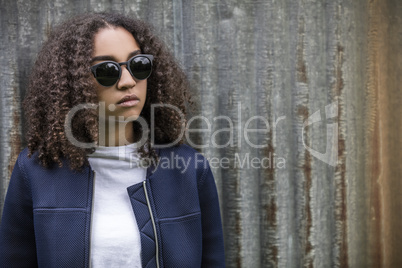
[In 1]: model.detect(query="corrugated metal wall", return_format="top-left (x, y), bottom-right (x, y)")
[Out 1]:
top-left (0, 0), bottom-right (400, 267)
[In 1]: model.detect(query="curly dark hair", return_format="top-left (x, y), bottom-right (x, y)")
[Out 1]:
top-left (23, 12), bottom-right (192, 170)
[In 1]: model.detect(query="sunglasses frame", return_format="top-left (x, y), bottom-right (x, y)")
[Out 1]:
top-left (90, 54), bottom-right (154, 87)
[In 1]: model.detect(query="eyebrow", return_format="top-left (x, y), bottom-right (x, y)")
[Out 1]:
top-left (90, 50), bottom-right (141, 63)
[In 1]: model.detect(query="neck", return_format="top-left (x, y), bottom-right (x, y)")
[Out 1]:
top-left (99, 120), bottom-right (135, 147)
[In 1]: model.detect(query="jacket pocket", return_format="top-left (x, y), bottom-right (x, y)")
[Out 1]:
top-left (33, 209), bottom-right (88, 267)
top-left (158, 213), bottom-right (202, 267)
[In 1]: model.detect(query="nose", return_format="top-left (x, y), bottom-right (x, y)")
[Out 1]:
top-left (117, 65), bottom-right (136, 90)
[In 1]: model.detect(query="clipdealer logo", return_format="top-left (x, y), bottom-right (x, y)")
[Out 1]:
top-left (64, 101), bottom-right (339, 168)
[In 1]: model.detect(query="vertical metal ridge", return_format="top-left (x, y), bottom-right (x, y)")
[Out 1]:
top-left (294, 3), bottom-right (314, 266)
top-left (365, 0), bottom-right (383, 267)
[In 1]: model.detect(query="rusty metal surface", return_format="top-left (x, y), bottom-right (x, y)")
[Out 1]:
top-left (0, 0), bottom-right (401, 267)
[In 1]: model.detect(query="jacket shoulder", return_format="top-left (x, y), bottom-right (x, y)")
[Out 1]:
top-left (13, 148), bottom-right (63, 174)
top-left (12, 147), bottom-right (90, 181)
top-left (12, 148), bottom-right (38, 174)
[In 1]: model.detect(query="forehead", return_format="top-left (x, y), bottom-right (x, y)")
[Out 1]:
top-left (92, 27), bottom-right (140, 58)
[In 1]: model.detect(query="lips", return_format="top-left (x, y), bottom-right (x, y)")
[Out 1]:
top-left (117, 94), bottom-right (140, 107)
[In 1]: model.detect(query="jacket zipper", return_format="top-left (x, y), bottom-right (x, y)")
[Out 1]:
top-left (143, 180), bottom-right (160, 268)
top-left (88, 170), bottom-right (96, 268)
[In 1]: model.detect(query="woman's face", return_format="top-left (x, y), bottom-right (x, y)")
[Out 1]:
top-left (91, 27), bottom-right (147, 122)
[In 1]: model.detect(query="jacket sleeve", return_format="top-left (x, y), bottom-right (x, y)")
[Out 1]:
top-left (0, 155), bottom-right (38, 266)
top-left (198, 162), bottom-right (226, 267)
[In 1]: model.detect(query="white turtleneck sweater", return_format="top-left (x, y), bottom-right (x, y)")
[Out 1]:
top-left (88, 144), bottom-right (147, 267)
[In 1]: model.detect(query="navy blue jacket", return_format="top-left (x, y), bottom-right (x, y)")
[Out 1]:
top-left (0, 144), bottom-right (225, 267)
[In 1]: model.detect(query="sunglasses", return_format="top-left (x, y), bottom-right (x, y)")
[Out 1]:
top-left (90, 54), bottom-right (154, 87)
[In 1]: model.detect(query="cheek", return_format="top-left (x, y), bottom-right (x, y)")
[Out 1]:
top-left (95, 91), bottom-right (105, 102)
top-left (95, 88), bottom-right (111, 103)
top-left (139, 81), bottom-right (148, 103)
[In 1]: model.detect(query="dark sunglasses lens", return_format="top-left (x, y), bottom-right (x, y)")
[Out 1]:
top-left (95, 62), bottom-right (120, 86)
top-left (130, 56), bottom-right (152, 80)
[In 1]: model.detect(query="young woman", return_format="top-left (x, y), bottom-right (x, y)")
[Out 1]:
top-left (0, 13), bottom-right (225, 267)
